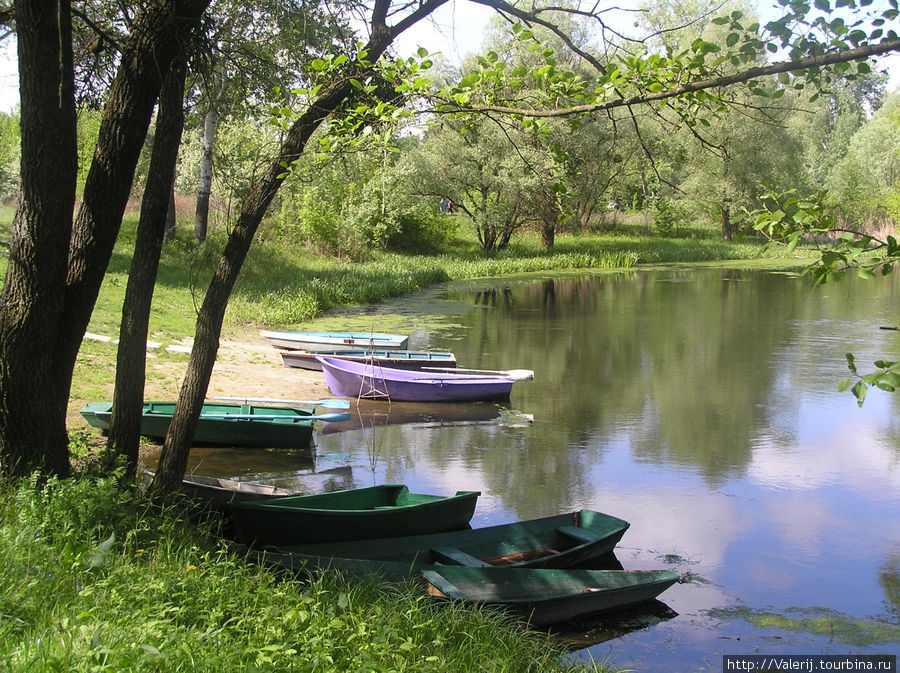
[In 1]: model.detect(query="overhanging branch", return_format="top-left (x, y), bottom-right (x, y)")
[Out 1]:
top-left (452, 38), bottom-right (900, 118)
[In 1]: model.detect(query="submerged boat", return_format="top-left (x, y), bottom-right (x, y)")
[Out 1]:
top-left (140, 471), bottom-right (298, 509)
top-left (317, 356), bottom-right (532, 403)
top-left (243, 509), bottom-right (630, 580)
top-left (422, 566), bottom-right (681, 626)
top-left (227, 484), bottom-right (480, 546)
top-left (176, 473), bottom-right (298, 508)
top-left (281, 348), bottom-right (457, 372)
top-left (79, 399), bottom-right (350, 448)
top-left (261, 330), bottom-right (409, 351)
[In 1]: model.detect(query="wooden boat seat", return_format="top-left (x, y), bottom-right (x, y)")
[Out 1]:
top-left (556, 525), bottom-right (601, 545)
top-left (430, 547), bottom-right (491, 567)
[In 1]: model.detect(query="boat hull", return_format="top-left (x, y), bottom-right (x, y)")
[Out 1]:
top-left (422, 567), bottom-right (680, 626)
top-left (318, 356), bottom-right (515, 402)
top-left (80, 401), bottom-right (323, 448)
top-left (277, 510), bottom-right (629, 568)
top-left (227, 484), bottom-right (480, 546)
top-left (281, 349), bottom-right (457, 372)
top-left (264, 509), bottom-right (630, 576)
top-left (261, 330), bottom-right (409, 351)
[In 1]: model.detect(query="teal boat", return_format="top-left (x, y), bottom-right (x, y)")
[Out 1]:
top-left (422, 567), bottom-right (681, 626)
top-left (227, 484), bottom-right (480, 546)
top-left (79, 399), bottom-right (350, 448)
top-left (248, 509), bottom-right (630, 580)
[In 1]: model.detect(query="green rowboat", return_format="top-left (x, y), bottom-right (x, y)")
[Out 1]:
top-left (227, 484), bottom-right (480, 546)
top-left (422, 566), bottom-right (681, 626)
top-left (249, 509), bottom-right (630, 580)
top-left (79, 400), bottom-right (350, 449)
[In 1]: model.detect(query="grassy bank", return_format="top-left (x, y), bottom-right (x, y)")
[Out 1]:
top-left (76, 214), bottom-right (803, 338)
top-left (0, 473), bottom-right (602, 673)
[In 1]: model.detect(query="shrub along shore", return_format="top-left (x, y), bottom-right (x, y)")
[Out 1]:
top-left (0, 213), bottom-right (811, 672)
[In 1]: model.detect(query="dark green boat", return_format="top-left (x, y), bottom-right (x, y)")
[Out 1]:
top-left (422, 566), bottom-right (681, 626)
top-left (248, 509), bottom-right (630, 579)
top-left (227, 484), bottom-right (480, 546)
top-left (79, 400), bottom-right (350, 448)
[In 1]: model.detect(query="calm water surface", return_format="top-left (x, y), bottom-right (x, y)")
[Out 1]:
top-left (186, 265), bottom-right (900, 671)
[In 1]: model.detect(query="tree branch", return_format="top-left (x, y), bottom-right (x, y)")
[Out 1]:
top-left (452, 38), bottom-right (900, 118)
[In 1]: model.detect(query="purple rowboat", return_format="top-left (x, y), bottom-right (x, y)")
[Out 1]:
top-left (316, 356), bottom-right (532, 403)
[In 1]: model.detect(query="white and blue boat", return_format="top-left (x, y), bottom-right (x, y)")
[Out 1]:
top-left (261, 330), bottom-right (409, 351)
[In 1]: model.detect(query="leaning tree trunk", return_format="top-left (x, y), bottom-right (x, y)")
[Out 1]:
top-left (193, 104), bottom-right (218, 242)
top-left (107, 56), bottom-right (188, 478)
top-left (0, 0), bottom-right (77, 478)
top-left (148, 0), bottom-right (449, 498)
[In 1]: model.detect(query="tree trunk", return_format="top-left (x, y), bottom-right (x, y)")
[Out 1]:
top-left (107, 56), bottom-right (188, 478)
top-left (541, 220), bottom-right (555, 248)
top-left (164, 184), bottom-right (177, 242)
top-left (149, 0), bottom-right (430, 498)
top-left (0, 0), bottom-right (77, 478)
top-left (721, 204), bottom-right (734, 242)
top-left (0, 0), bottom-right (209, 479)
top-left (193, 105), bottom-right (218, 242)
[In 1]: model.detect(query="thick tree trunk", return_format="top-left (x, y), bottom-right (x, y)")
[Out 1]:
top-left (0, 0), bottom-right (209, 479)
top-left (107, 57), bottom-right (188, 478)
top-left (193, 106), bottom-right (218, 242)
top-left (0, 0), bottom-right (77, 478)
top-left (541, 220), bottom-right (555, 248)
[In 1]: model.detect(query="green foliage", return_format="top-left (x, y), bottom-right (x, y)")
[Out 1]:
top-left (0, 475), bottom-right (604, 673)
top-left (0, 111), bottom-right (20, 201)
top-left (838, 353), bottom-right (900, 407)
top-left (825, 91), bottom-right (900, 228)
top-left (745, 186), bottom-right (900, 405)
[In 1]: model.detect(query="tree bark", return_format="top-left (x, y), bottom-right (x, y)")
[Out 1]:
top-left (193, 105), bottom-right (218, 242)
top-left (0, 0), bottom-right (77, 478)
top-left (541, 220), bottom-right (555, 248)
top-left (107, 55), bottom-right (188, 478)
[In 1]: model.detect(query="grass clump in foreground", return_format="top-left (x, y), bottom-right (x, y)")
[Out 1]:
top-left (0, 471), bottom-right (606, 673)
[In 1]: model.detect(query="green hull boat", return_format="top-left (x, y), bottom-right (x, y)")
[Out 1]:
top-left (248, 509), bottom-right (630, 580)
top-left (227, 484), bottom-right (480, 546)
top-left (423, 566), bottom-right (681, 626)
top-left (80, 400), bottom-right (350, 448)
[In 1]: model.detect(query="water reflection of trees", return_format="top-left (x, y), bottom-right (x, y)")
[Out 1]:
top-left (879, 553), bottom-right (900, 622)
top-left (431, 268), bottom-right (900, 513)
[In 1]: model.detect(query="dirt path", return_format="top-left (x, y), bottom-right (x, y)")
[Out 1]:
top-left (144, 331), bottom-right (334, 403)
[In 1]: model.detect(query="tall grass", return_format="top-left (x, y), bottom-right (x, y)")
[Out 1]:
top-left (0, 473), bottom-right (604, 673)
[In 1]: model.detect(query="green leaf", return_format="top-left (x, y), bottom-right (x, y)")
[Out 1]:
top-left (815, 0), bottom-right (831, 11)
top-left (851, 380), bottom-right (868, 406)
top-left (858, 267), bottom-right (876, 279)
top-left (846, 352), bottom-right (858, 374)
top-left (726, 32), bottom-right (740, 47)
top-left (836, 378), bottom-right (851, 392)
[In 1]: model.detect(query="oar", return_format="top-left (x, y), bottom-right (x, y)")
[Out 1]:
top-left (212, 396), bottom-right (350, 409)
top-left (420, 367), bottom-right (535, 381)
top-left (201, 412), bottom-right (351, 422)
